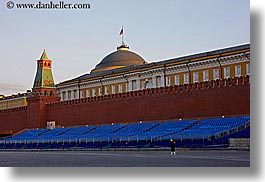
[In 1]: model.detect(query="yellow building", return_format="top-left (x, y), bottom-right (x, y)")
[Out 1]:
top-left (0, 90), bottom-right (31, 110)
top-left (56, 43), bottom-right (250, 101)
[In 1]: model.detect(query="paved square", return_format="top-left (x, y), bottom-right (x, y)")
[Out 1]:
top-left (0, 150), bottom-right (250, 167)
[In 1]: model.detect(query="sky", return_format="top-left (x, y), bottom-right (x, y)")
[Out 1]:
top-left (0, 0), bottom-right (250, 96)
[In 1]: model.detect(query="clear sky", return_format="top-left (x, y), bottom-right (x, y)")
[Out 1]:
top-left (0, 0), bottom-right (249, 96)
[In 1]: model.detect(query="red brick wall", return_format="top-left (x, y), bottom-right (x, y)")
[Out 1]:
top-left (0, 107), bottom-right (27, 134)
top-left (27, 95), bottom-right (60, 129)
top-left (0, 76), bottom-right (250, 133)
top-left (46, 76), bottom-right (250, 127)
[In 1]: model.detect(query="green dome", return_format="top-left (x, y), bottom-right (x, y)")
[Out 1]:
top-left (91, 45), bottom-right (146, 73)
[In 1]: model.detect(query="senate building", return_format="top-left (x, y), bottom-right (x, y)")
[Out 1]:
top-left (55, 42), bottom-right (250, 102)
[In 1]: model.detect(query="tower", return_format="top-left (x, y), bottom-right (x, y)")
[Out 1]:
top-left (27, 49), bottom-right (60, 129)
top-left (32, 49), bottom-right (56, 96)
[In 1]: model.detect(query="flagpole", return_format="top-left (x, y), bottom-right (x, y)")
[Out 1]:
top-left (122, 25), bottom-right (124, 45)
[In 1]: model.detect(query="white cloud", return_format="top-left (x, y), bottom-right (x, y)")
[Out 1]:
top-left (0, 82), bottom-right (27, 96)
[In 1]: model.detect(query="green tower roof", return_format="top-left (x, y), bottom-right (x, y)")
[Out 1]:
top-left (33, 49), bottom-right (55, 88)
top-left (40, 49), bottom-right (49, 60)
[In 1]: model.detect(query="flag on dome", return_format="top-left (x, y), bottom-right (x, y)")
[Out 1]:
top-left (119, 26), bottom-right (124, 35)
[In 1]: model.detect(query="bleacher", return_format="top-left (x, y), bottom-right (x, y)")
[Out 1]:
top-left (0, 116), bottom-right (250, 149)
top-left (170, 116), bottom-right (250, 140)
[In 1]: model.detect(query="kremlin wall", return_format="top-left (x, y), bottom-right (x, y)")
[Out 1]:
top-left (0, 43), bottom-right (250, 135)
top-left (46, 76), bottom-right (249, 127)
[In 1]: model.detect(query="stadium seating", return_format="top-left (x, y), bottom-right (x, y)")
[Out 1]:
top-left (0, 116), bottom-right (250, 149)
top-left (170, 116), bottom-right (250, 140)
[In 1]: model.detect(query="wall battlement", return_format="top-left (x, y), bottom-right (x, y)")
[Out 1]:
top-left (47, 75), bottom-right (249, 108)
top-left (0, 76), bottom-right (250, 134)
top-left (0, 106), bottom-right (27, 113)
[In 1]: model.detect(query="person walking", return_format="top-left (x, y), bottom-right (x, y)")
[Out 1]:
top-left (170, 139), bottom-right (176, 155)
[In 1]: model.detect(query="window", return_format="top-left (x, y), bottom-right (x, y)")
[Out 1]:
top-left (105, 86), bottom-right (109, 95)
top-left (235, 65), bottom-right (242, 77)
top-left (86, 89), bottom-right (90, 97)
top-left (74, 90), bottom-right (77, 99)
top-left (184, 73), bottom-right (189, 84)
top-left (193, 72), bottom-right (199, 83)
top-left (62, 92), bottom-right (66, 100)
top-left (92, 88), bottom-right (96, 97)
top-left (156, 76), bottom-right (162, 87)
top-left (98, 87), bottom-right (102, 96)
top-left (246, 63), bottom-right (250, 75)
top-left (112, 85), bottom-right (116, 94)
top-left (203, 70), bottom-right (209, 81)
top-left (166, 76), bottom-right (171, 86)
top-left (213, 69), bottom-right (219, 80)
top-left (144, 79), bottom-right (152, 89)
top-left (68, 91), bottom-right (71, 100)
top-left (80, 90), bottom-right (84, 98)
top-left (132, 80), bottom-right (137, 91)
top-left (118, 84), bottom-right (123, 93)
top-left (224, 67), bottom-right (230, 78)
top-left (141, 80), bottom-right (145, 89)
top-left (125, 83), bottom-right (128, 92)
top-left (174, 75), bottom-right (180, 85)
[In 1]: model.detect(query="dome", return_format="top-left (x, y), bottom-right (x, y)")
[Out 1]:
top-left (91, 45), bottom-right (146, 73)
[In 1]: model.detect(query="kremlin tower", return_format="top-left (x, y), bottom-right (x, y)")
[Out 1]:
top-left (26, 50), bottom-right (60, 129)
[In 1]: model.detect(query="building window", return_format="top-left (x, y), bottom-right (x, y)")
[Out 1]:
top-left (74, 90), bottom-right (77, 99)
top-left (224, 67), bottom-right (230, 78)
top-left (143, 79), bottom-right (152, 89)
top-left (118, 84), bottom-right (123, 93)
top-left (184, 73), bottom-right (189, 84)
top-left (112, 85), bottom-right (116, 94)
top-left (62, 92), bottom-right (66, 100)
top-left (132, 80), bottom-right (137, 91)
top-left (235, 65), bottom-right (242, 77)
top-left (125, 82), bottom-right (128, 92)
top-left (174, 75), bottom-right (180, 85)
top-left (193, 72), bottom-right (199, 83)
top-left (92, 88), bottom-right (96, 97)
top-left (166, 76), bottom-right (171, 86)
top-left (86, 89), bottom-right (90, 97)
top-left (246, 63), bottom-right (250, 75)
top-left (213, 69), bottom-right (219, 80)
top-left (156, 76), bottom-right (162, 87)
top-left (79, 90), bottom-right (82, 98)
top-left (68, 91), bottom-right (71, 100)
top-left (105, 86), bottom-right (109, 95)
top-left (98, 87), bottom-right (102, 96)
top-left (81, 90), bottom-right (84, 98)
top-left (141, 80), bottom-right (145, 89)
top-left (203, 70), bottom-right (209, 81)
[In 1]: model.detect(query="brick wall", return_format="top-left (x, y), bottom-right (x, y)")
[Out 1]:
top-left (0, 76), bottom-right (250, 133)
top-left (0, 107), bottom-right (27, 134)
top-left (46, 76), bottom-right (250, 127)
